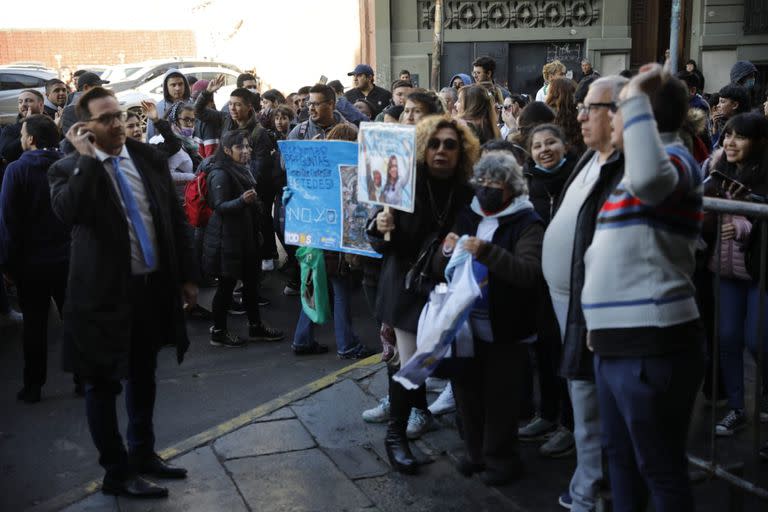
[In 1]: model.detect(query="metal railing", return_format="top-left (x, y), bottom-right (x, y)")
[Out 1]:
top-left (688, 197), bottom-right (768, 507)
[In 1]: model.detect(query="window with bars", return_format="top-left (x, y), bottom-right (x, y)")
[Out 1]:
top-left (744, 0), bottom-right (768, 35)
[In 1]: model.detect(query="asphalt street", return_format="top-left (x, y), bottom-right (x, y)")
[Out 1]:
top-left (0, 271), bottom-right (380, 511)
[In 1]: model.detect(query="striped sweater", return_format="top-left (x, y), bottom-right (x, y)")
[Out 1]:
top-left (581, 95), bottom-right (704, 330)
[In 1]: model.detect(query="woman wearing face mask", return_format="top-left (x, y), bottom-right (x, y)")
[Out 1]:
top-left (525, 124), bottom-right (579, 223)
top-left (203, 130), bottom-right (285, 348)
top-left (368, 116), bottom-right (478, 474)
top-left (440, 150), bottom-right (544, 486)
top-left (520, 123), bottom-right (578, 458)
top-left (144, 101), bottom-right (201, 198)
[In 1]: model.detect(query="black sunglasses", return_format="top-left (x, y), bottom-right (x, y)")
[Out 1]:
top-left (427, 137), bottom-right (459, 150)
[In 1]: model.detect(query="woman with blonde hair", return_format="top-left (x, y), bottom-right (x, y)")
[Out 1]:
top-left (535, 60), bottom-right (566, 102)
top-left (368, 115), bottom-right (479, 474)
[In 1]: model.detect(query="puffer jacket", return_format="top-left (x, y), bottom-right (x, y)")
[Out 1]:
top-left (202, 159), bottom-right (262, 278)
top-left (708, 214), bottom-right (752, 280)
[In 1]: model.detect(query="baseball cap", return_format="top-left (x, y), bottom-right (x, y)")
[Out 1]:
top-left (77, 72), bottom-right (109, 91)
top-left (348, 64), bottom-right (374, 76)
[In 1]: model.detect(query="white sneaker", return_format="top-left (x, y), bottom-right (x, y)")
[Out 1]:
top-left (428, 382), bottom-right (455, 415)
top-left (426, 377), bottom-right (447, 393)
top-left (0, 309), bottom-right (23, 326)
top-left (362, 397), bottom-right (390, 423)
top-left (261, 259), bottom-right (275, 271)
top-left (407, 408), bottom-right (437, 439)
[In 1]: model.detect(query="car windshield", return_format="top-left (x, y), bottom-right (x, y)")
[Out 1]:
top-left (102, 65), bottom-right (144, 83)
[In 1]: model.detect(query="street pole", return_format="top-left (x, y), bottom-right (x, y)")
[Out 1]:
top-left (669, 0), bottom-right (681, 73)
top-left (431, 0), bottom-right (444, 90)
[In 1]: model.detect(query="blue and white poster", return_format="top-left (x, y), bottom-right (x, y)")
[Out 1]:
top-left (278, 139), bottom-right (380, 258)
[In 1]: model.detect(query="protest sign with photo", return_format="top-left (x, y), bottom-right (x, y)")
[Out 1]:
top-left (278, 139), bottom-right (380, 258)
top-left (357, 122), bottom-right (417, 213)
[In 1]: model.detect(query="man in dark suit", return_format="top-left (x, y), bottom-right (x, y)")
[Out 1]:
top-left (48, 87), bottom-right (199, 499)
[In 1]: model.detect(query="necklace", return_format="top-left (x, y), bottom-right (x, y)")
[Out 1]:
top-left (426, 179), bottom-right (455, 227)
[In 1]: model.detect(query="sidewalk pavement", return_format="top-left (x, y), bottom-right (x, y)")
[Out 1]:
top-left (36, 355), bottom-right (768, 512)
top-left (43, 356), bottom-right (572, 512)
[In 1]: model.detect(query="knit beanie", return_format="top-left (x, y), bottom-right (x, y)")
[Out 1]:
top-left (730, 61), bottom-right (757, 84)
top-left (191, 79), bottom-right (210, 100)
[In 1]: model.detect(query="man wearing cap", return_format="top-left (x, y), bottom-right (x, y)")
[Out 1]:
top-left (344, 64), bottom-right (392, 117)
top-left (60, 72), bottom-right (109, 137)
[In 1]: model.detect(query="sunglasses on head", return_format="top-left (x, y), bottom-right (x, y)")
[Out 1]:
top-left (427, 137), bottom-right (459, 150)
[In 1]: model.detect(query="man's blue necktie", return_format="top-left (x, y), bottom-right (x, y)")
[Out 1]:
top-left (111, 157), bottom-right (156, 269)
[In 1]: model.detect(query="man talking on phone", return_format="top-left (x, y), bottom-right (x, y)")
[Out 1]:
top-left (48, 87), bottom-right (199, 499)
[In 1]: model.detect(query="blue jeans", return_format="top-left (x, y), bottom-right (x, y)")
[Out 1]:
top-left (292, 275), bottom-right (361, 356)
top-left (551, 294), bottom-right (602, 512)
top-left (719, 277), bottom-right (768, 409)
top-left (595, 349), bottom-right (703, 512)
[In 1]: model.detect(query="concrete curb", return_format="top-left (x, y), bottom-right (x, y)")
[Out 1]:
top-left (28, 354), bottom-right (382, 512)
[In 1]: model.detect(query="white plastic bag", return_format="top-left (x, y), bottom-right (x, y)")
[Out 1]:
top-left (394, 237), bottom-right (480, 389)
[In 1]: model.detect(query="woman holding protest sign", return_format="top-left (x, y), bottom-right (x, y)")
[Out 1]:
top-left (203, 130), bottom-right (285, 348)
top-left (367, 115), bottom-right (479, 474)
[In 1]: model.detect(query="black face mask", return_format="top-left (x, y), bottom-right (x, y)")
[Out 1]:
top-left (476, 186), bottom-right (507, 213)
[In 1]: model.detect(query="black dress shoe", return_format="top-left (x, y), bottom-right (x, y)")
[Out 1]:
top-left (131, 453), bottom-right (188, 479)
top-left (17, 386), bottom-right (41, 404)
top-left (102, 475), bottom-right (169, 498)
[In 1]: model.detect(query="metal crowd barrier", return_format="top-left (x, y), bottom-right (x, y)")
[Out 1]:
top-left (688, 197), bottom-right (768, 508)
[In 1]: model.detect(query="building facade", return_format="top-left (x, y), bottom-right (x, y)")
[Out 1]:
top-left (363, 0), bottom-right (767, 96)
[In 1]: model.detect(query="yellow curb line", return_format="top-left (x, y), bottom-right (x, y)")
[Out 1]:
top-left (28, 354), bottom-right (382, 512)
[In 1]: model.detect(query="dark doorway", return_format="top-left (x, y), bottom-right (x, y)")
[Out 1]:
top-left (631, 0), bottom-right (691, 69)
top-left (440, 41), bottom-right (584, 97)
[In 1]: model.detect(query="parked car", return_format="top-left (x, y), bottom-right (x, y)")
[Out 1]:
top-left (105, 59), bottom-right (241, 93)
top-left (115, 67), bottom-right (242, 131)
top-left (0, 67), bottom-right (58, 125)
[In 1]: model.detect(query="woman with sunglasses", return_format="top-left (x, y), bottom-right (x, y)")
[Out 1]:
top-left (368, 116), bottom-right (478, 474)
top-left (440, 150), bottom-right (544, 486)
top-left (203, 130), bottom-right (284, 348)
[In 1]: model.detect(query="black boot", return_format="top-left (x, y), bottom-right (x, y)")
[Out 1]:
top-left (385, 374), bottom-right (418, 475)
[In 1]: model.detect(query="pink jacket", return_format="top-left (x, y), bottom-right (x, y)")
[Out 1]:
top-left (709, 214), bottom-right (752, 280)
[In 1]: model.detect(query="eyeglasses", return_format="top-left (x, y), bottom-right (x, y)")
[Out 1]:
top-left (577, 102), bottom-right (618, 116)
top-left (427, 137), bottom-right (459, 150)
top-left (307, 100), bottom-right (331, 108)
top-left (178, 117), bottom-right (195, 126)
top-left (471, 177), bottom-right (505, 188)
top-left (88, 111), bottom-right (128, 125)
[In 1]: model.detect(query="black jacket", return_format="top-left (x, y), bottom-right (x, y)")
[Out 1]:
top-left (195, 91), bottom-right (274, 192)
top-left (367, 172), bottom-right (473, 332)
top-left (524, 152), bottom-right (579, 225)
top-left (0, 149), bottom-right (69, 272)
top-left (203, 159), bottom-right (262, 278)
top-left (441, 205), bottom-right (544, 343)
top-left (556, 149), bottom-right (624, 380)
top-left (48, 138), bottom-right (197, 378)
top-left (0, 120), bottom-right (23, 173)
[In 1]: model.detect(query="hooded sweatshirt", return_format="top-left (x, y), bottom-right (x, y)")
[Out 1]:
top-left (0, 148), bottom-right (70, 269)
top-left (449, 73), bottom-right (472, 87)
top-left (146, 69), bottom-right (191, 140)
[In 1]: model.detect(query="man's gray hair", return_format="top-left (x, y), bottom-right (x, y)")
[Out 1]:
top-left (472, 151), bottom-right (528, 197)
top-left (581, 59), bottom-right (592, 66)
top-left (590, 75), bottom-right (629, 102)
top-left (439, 87), bottom-right (458, 101)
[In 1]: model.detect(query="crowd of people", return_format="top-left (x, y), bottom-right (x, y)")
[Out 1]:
top-left (0, 52), bottom-right (767, 509)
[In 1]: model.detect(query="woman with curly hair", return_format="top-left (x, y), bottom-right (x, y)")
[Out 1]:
top-left (545, 78), bottom-right (585, 156)
top-left (457, 84), bottom-right (501, 144)
top-left (368, 115), bottom-right (479, 474)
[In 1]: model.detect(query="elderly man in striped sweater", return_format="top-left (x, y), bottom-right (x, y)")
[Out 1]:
top-left (583, 63), bottom-right (704, 511)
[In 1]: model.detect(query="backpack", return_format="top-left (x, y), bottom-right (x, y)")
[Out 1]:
top-left (184, 172), bottom-right (213, 228)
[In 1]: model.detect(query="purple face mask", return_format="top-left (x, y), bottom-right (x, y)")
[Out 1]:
top-left (180, 127), bottom-right (194, 137)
